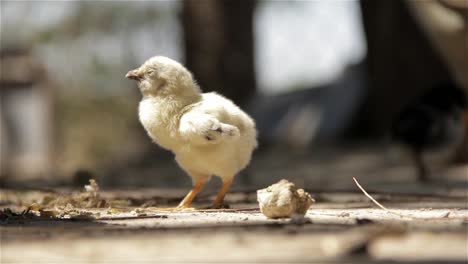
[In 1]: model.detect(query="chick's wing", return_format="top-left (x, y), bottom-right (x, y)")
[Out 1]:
top-left (179, 108), bottom-right (240, 145)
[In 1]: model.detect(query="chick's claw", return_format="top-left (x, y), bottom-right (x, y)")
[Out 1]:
top-left (174, 206), bottom-right (195, 211)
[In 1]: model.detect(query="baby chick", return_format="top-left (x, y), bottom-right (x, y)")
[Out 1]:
top-left (391, 81), bottom-right (467, 182)
top-left (126, 56), bottom-right (257, 208)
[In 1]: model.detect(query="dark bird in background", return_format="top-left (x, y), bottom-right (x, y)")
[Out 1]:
top-left (391, 81), bottom-right (467, 182)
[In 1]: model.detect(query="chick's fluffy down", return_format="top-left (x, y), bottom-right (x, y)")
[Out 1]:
top-left (175, 92), bottom-right (257, 181)
top-left (132, 56), bottom-right (257, 185)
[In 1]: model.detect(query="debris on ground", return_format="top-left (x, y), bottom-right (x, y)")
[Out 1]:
top-left (257, 179), bottom-right (315, 219)
top-left (20, 179), bottom-right (130, 219)
top-left (42, 179), bottom-right (107, 208)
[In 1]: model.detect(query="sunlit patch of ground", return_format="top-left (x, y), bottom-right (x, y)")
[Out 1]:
top-left (1, 177), bottom-right (467, 263)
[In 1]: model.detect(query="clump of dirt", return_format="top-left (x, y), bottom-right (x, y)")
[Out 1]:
top-left (257, 179), bottom-right (315, 219)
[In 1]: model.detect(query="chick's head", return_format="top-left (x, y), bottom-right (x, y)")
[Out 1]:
top-left (126, 56), bottom-right (199, 97)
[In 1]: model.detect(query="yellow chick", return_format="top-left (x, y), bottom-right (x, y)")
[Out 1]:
top-left (126, 56), bottom-right (257, 208)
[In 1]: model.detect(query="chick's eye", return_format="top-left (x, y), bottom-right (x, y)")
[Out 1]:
top-left (147, 70), bottom-right (155, 75)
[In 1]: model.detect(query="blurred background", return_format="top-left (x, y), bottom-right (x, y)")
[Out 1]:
top-left (1, 0), bottom-right (467, 191)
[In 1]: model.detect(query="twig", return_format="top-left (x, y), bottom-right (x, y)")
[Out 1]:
top-left (352, 179), bottom-right (453, 220)
top-left (352, 177), bottom-right (407, 218)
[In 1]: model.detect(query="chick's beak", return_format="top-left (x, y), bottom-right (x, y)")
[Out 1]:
top-left (125, 69), bottom-right (141, 81)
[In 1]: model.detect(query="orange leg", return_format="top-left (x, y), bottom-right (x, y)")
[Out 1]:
top-left (178, 181), bottom-right (207, 208)
top-left (212, 178), bottom-right (233, 208)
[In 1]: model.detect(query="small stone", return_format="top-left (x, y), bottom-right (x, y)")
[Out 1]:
top-left (257, 179), bottom-right (315, 219)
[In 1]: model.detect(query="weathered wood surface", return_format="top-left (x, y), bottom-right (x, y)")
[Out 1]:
top-left (1, 147), bottom-right (466, 262)
top-left (1, 184), bottom-right (467, 263)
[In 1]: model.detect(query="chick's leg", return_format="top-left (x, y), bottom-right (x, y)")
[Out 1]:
top-left (211, 178), bottom-right (233, 209)
top-left (178, 180), bottom-right (207, 208)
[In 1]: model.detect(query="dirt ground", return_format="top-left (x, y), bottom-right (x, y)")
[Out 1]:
top-left (1, 148), bottom-right (467, 263)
